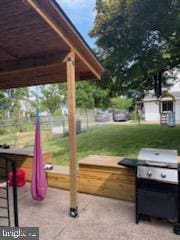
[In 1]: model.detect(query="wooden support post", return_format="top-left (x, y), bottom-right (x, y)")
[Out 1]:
top-left (66, 52), bottom-right (78, 218)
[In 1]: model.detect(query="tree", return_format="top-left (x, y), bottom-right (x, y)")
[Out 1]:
top-left (111, 97), bottom-right (132, 110)
top-left (76, 81), bottom-right (109, 127)
top-left (76, 81), bottom-right (95, 128)
top-left (94, 86), bottom-right (109, 109)
top-left (5, 88), bottom-right (29, 120)
top-left (39, 84), bottom-right (65, 116)
top-left (76, 82), bottom-right (95, 110)
top-left (76, 81), bottom-right (109, 109)
top-left (90, 0), bottom-right (180, 97)
top-left (0, 91), bottom-right (9, 119)
top-left (0, 88), bottom-right (30, 132)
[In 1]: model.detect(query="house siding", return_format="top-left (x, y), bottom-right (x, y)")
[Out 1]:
top-left (144, 101), bottom-right (180, 122)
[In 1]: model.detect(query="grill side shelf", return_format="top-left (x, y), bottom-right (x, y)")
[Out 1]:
top-left (117, 158), bottom-right (137, 169)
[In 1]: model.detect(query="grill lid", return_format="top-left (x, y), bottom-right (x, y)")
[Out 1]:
top-left (138, 148), bottom-right (177, 168)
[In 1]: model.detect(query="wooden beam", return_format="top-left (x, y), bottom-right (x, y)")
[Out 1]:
top-left (0, 61), bottom-right (98, 89)
top-left (25, 0), bottom-right (102, 80)
top-left (79, 72), bottom-right (97, 81)
top-left (66, 51), bottom-right (78, 217)
top-left (0, 63), bottom-right (67, 89)
top-left (0, 52), bottom-right (68, 74)
top-left (0, 45), bottom-right (18, 59)
top-left (0, 62), bottom-right (65, 77)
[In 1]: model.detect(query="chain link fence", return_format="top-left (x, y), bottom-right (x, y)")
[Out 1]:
top-left (0, 109), bottom-right (101, 147)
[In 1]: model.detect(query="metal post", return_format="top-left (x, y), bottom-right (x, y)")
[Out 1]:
top-left (12, 161), bottom-right (19, 227)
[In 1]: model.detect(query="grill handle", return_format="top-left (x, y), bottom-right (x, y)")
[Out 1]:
top-left (145, 161), bottom-right (168, 167)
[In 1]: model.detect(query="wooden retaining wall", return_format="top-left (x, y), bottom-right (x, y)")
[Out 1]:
top-left (5, 154), bottom-right (179, 202)
top-left (46, 155), bottom-right (135, 202)
top-left (0, 150), bottom-right (52, 181)
top-left (46, 166), bottom-right (72, 190)
top-left (79, 156), bottom-right (135, 202)
top-left (2, 153), bottom-right (135, 202)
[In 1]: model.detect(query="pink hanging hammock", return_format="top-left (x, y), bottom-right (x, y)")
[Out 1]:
top-left (31, 110), bottom-right (47, 201)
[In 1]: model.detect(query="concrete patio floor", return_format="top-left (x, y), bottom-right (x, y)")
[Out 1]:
top-left (5, 185), bottom-right (180, 240)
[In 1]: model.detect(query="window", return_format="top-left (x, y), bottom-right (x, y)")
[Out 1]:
top-left (162, 101), bottom-right (174, 112)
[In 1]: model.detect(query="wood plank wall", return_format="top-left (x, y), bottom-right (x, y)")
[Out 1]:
top-left (1, 154), bottom-right (136, 202)
top-left (78, 156), bottom-right (135, 202)
top-left (0, 151), bottom-right (52, 181)
top-left (46, 156), bottom-right (136, 202)
top-left (46, 166), bottom-right (72, 190)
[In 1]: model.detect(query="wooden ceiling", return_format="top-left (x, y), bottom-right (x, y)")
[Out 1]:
top-left (0, 0), bottom-right (104, 89)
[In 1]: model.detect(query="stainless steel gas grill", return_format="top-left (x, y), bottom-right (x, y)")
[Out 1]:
top-left (136, 148), bottom-right (180, 235)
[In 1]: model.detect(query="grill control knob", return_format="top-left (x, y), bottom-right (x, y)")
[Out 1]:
top-left (147, 171), bottom-right (152, 177)
top-left (161, 173), bottom-right (167, 179)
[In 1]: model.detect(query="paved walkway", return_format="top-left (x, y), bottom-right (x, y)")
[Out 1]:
top-left (9, 185), bottom-right (180, 240)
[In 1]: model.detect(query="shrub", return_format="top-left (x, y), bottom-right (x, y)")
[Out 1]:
top-left (111, 97), bottom-right (132, 110)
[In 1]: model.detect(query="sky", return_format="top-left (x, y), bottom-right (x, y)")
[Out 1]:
top-left (56, 0), bottom-right (96, 48)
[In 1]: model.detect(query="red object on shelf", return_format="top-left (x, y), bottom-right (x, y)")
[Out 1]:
top-left (9, 168), bottom-right (26, 187)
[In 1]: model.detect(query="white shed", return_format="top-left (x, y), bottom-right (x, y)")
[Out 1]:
top-left (144, 92), bottom-right (180, 123)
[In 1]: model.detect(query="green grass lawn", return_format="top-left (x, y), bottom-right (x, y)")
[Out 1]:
top-left (43, 124), bottom-right (180, 166)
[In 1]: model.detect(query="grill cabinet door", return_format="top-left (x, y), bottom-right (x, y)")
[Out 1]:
top-left (136, 180), bottom-right (179, 220)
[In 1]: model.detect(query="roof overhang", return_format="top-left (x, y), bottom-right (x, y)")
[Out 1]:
top-left (0, 0), bottom-right (104, 89)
